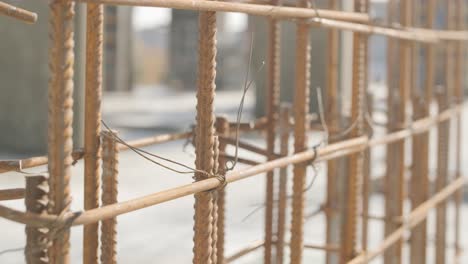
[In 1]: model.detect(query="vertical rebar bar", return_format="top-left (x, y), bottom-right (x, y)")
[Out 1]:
top-left (325, 1), bottom-right (341, 263)
top-left (84, 4), bottom-right (103, 264)
top-left (453, 1), bottom-right (464, 262)
top-left (100, 131), bottom-right (119, 264)
top-left (193, 10), bottom-right (217, 264)
top-left (25, 174), bottom-right (49, 264)
top-left (211, 135), bottom-right (220, 264)
top-left (215, 117), bottom-right (229, 263)
top-left (340, 1), bottom-right (367, 262)
top-left (384, 1), bottom-right (410, 263)
top-left (276, 104), bottom-right (290, 264)
top-left (289, 0), bottom-right (310, 262)
top-left (435, 2), bottom-right (455, 264)
top-left (360, 1), bottom-right (370, 253)
top-left (384, 8), bottom-right (397, 257)
top-left (409, 1), bottom-right (434, 263)
top-left (361, 94), bottom-right (370, 254)
top-left (264, 1), bottom-right (281, 262)
top-left (47, 0), bottom-right (75, 262)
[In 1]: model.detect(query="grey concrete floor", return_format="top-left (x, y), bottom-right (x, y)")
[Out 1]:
top-left (0, 85), bottom-right (467, 263)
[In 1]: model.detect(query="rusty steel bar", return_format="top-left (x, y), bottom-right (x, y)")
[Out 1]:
top-left (83, 3), bottom-right (104, 263)
top-left (325, 0), bottom-right (341, 263)
top-left (193, 9), bottom-right (218, 264)
top-left (0, 188), bottom-right (25, 201)
top-left (409, 0), bottom-right (435, 263)
top-left (47, 0), bottom-right (75, 262)
top-left (453, 1), bottom-right (464, 262)
top-left (361, 26), bottom-right (370, 255)
top-left (228, 117), bottom-right (268, 132)
top-left (308, 18), bottom-right (439, 43)
top-left (275, 104), bottom-right (290, 264)
top-left (215, 117), bottom-right (229, 263)
top-left (76, 0), bottom-right (369, 22)
top-left (25, 174), bottom-right (49, 264)
top-left (100, 132), bottom-right (119, 264)
top-left (0, 1), bottom-right (37, 24)
top-left (341, 1), bottom-right (367, 262)
top-left (289, 0), bottom-right (311, 262)
top-left (218, 153), bottom-right (260, 166)
top-left (435, 2), bottom-right (455, 264)
top-left (303, 243), bottom-right (340, 252)
top-left (210, 135), bottom-right (220, 264)
top-left (405, 27), bottom-right (468, 41)
top-left (348, 177), bottom-right (466, 264)
top-left (264, 1), bottom-right (281, 262)
top-left (384, 8), bottom-right (398, 262)
top-left (384, 1), bottom-right (411, 263)
top-left (0, 106), bottom-right (462, 228)
top-left (220, 136), bottom-right (276, 158)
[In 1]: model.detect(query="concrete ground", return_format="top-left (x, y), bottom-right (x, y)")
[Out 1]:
top-left (0, 85), bottom-right (467, 263)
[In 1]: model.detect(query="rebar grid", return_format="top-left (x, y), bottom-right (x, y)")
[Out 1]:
top-left (0, 1), bottom-right (466, 264)
top-left (0, 105), bottom-right (463, 225)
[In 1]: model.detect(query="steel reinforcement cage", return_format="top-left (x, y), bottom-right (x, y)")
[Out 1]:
top-left (0, 0), bottom-right (467, 264)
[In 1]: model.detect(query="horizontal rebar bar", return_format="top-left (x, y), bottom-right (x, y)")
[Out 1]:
top-left (302, 243), bottom-right (340, 252)
top-left (75, 0), bottom-right (369, 22)
top-left (219, 136), bottom-right (279, 157)
top-left (0, 188), bottom-right (25, 201)
top-left (219, 153), bottom-right (261, 166)
top-left (0, 1), bottom-right (37, 24)
top-left (76, 0), bottom-right (466, 43)
top-left (225, 239), bottom-right (341, 263)
top-left (407, 27), bottom-right (468, 41)
top-left (225, 240), bottom-right (264, 263)
top-left (0, 105), bottom-right (463, 228)
top-left (308, 18), bottom-right (440, 43)
top-left (0, 118), bottom-right (266, 174)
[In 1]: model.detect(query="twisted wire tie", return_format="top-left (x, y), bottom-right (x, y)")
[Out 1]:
top-left (0, 202), bottom-right (82, 257)
top-left (101, 120), bottom-right (228, 192)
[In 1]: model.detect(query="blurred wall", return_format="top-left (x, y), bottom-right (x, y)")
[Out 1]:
top-left (253, 7), bottom-right (329, 117)
top-left (104, 5), bottom-right (134, 92)
top-left (169, 10), bottom-right (199, 90)
top-left (0, 2), bottom-right (84, 154)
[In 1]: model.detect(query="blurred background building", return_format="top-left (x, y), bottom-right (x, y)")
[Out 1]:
top-left (0, 0), bottom-right (466, 153)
